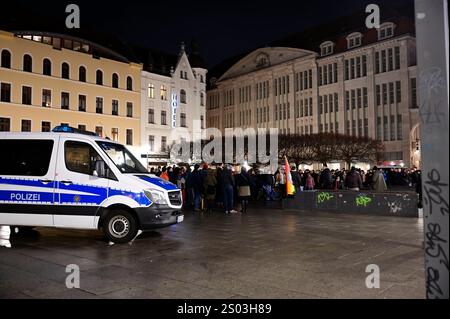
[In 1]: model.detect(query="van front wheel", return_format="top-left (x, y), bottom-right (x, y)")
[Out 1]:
top-left (103, 210), bottom-right (138, 244)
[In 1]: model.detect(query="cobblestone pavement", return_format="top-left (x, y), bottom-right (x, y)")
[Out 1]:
top-left (0, 209), bottom-right (425, 299)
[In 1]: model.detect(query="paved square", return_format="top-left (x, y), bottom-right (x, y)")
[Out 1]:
top-left (0, 209), bottom-right (425, 298)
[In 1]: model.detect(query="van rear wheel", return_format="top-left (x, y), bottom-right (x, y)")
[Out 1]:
top-left (103, 210), bottom-right (138, 244)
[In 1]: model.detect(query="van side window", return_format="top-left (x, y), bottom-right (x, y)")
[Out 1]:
top-left (65, 141), bottom-right (104, 176)
top-left (0, 140), bottom-right (54, 176)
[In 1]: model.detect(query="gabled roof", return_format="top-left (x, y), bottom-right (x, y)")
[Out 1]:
top-left (208, 3), bottom-right (414, 86)
top-left (131, 45), bottom-right (178, 76)
top-left (219, 47), bottom-right (316, 81)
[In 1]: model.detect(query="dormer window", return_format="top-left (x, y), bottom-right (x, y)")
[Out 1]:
top-left (346, 32), bottom-right (362, 49)
top-left (320, 41), bottom-right (334, 56)
top-left (255, 52), bottom-right (270, 68)
top-left (378, 22), bottom-right (395, 40)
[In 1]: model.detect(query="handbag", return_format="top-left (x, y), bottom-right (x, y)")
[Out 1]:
top-left (238, 185), bottom-right (251, 197)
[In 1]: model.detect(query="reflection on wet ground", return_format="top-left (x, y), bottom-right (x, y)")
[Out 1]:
top-left (0, 209), bottom-right (425, 298)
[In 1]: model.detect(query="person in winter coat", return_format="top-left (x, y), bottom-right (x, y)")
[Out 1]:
top-left (235, 167), bottom-right (251, 213)
top-left (221, 165), bottom-right (237, 214)
top-left (372, 166), bottom-right (387, 192)
top-left (319, 164), bottom-right (333, 189)
top-left (290, 166), bottom-right (301, 192)
top-left (203, 168), bottom-right (217, 213)
top-left (160, 167), bottom-right (169, 181)
top-left (191, 164), bottom-right (204, 211)
top-left (344, 166), bottom-right (363, 191)
top-left (304, 170), bottom-right (315, 190)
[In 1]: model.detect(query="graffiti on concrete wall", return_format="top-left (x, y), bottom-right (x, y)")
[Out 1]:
top-left (423, 168), bottom-right (449, 299)
top-left (317, 192), bottom-right (334, 204)
top-left (356, 194), bottom-right (372, 207)
top-left (419, 67), bottom-right (446, 126)
top-left (423, 169), bottom-right (449, 216)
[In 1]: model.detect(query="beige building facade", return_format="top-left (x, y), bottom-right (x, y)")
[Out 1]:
top-left (207, 20), bottom-right (420, 168)
top-left (0, 30), bottom-right (142, 155)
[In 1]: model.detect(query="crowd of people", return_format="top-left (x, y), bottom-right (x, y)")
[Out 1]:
top-left (149, 164), bottom-right (422, 213)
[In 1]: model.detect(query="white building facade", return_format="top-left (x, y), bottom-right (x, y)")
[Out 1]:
top-left (207, 19), bottom-right (420, 168)
top-left (139, 45), bottom-right (207, 165)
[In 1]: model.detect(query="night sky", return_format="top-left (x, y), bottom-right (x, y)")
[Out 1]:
top-left (1, 0), bottom-right (414, 68)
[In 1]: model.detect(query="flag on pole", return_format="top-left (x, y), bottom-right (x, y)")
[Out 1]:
top-left (285, 156), bottom-right (295, 195)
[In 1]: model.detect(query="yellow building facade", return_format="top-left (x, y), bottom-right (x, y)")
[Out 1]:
top-left (0, 30), bottom-right (142, 154)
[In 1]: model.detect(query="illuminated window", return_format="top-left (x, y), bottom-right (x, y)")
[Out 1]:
top-left (42, 89), bottom-right (51, 107)
top-left (95, 126), bottom-right (103, 137)
top-left (160, 85), bottom-right (167, 100)
top-left (148, 83), bottom-right (154, 98)
top-left (111, 128), bottom-right (119, 141)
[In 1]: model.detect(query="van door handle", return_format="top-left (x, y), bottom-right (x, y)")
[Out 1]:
top-left (60, 180), bottom-right (73, 185)
top-left (39, 179), bottom-right (53, 184)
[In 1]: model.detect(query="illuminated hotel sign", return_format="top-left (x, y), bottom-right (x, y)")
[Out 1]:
top-left (171, 92), bottom-right (178, 128)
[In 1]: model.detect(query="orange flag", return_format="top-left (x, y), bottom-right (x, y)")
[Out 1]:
top-left (285, 156), bottom-right (295, 195)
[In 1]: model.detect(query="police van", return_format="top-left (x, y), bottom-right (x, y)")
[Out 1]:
top-left (0, 126), bottom-right (183, 243)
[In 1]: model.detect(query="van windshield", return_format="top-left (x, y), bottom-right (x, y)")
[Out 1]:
top-left (97, 141), bottom-right (148, 174)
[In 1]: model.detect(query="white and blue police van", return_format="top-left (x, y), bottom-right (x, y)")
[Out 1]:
top-left (0, 125), bottom-right (183, 243)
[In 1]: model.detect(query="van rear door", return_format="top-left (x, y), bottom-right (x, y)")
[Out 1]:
top-left (53, 138), bottom-right (110, 229)
top-left (0, 137), bottom-right (57, 227)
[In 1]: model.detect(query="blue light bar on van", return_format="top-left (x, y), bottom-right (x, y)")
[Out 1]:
top-left (52, 125), bottom-right (98, 136)
top-left (52, 124), bottom-right (74, 133)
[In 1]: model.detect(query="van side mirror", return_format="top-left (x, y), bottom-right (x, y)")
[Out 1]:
top-left (94, 160), bottom-right (107, 178)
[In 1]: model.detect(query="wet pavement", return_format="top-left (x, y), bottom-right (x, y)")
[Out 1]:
top-left (0, 208), bottom-right (425, 299)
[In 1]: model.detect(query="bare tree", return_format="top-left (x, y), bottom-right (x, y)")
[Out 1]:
top-left (278, 133), bottom-right (385, 168)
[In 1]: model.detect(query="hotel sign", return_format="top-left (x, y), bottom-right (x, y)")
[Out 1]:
top-left (171, 92), bottom-right (178, 128)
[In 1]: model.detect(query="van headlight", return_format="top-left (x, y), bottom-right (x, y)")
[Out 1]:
top-left (144, 190), bottom-right (167, 205)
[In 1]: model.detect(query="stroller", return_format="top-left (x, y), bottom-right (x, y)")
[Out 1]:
top-left (258, 174), bottom-right (281, 201)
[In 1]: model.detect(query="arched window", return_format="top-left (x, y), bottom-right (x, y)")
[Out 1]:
top-left (126, 76), bottom-right (133, 90)
top-left (23, 54), bottom-right (32, 72)
top-left (112, 73), bottom-right (119, 88)
top-left (79, 66), bottom-right (86, 82)
top-left (96, 70), bottom-right (103, 85)
top-left (43, 58), bottom-right (51, 75)
top-left (180, 89), bottom-right (186, 104)
top-left (61, 62), bottom-right (70, 79)
top-left (1, 50), bottom-right (11, 68)
top-left (200, 92), bottom-right (204, 106)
